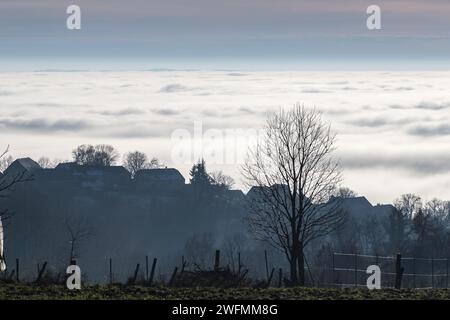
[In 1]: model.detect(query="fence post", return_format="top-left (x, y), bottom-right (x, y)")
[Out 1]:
top-left (278, 268), bottom-right (283, 287)
top-left (332, 253), bottom-right (335, 287)
top-left (169, 267), bottom-right (178, 286)
top-left (238, 252), bottom-right (241, 276)
top-left (15, 258), bottom-right (19, 282)
top-left (264, 250), bottom-right (269, 282)
top-left (354, 254), bottom-right (358, 288)
top-left (394, 253), bottom-right (404, 289)
top-left (109, 258), bottom-right (113, 284)
top-left (131, 263), bottom-right (140, 284)
top-left (431, 258), bottom-right (435, 289)
top-left (446, 258), bottom-right (449, 289)
top-left (36, 261), bottom-right (47, 283)
top-left (214, 250), bottom-right (220, 272)
top-left (181, 256), bottom-right (186, 274)
top-left (149, 258), bottom-right (157, 286)
top-left (145, 256), bottom-right (149, 282)
top-left (413, 257), bottom-right (416, 289)
top-left (267, 268), bottom-right (275, 287)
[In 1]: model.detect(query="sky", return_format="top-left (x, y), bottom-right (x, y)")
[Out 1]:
top-left (0, 1), bottom-right (450, 204)
top-left (1, 0), bottom-right (450, 69)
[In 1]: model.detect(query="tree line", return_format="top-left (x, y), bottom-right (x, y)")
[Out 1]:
top-left (2, 104), bottom-right (449, 288)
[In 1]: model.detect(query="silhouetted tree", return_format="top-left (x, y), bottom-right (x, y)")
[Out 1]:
top-left (210, 171), bottom-right (235, 190)
top-left (123, 151), bottom-right (162, 178)
top-left (123, 151), bottom-right (148, 178)
top-left (65, 217), bottom-right (91, 264)
top-left (0, 146), bottom-right (32, 271)
top-left (0, 154), bottom-right (13, 173)
top-left (190, 159), bottom-right (212, 186)
top-left (387, 193), bottom-right (421, 252)
top-left (334, 187), bottom-right (358, 198)
top-left (72, 144), bottom-right (119, 166)
top-left (242, 105), bottom-right (344, 286)
top-left (37, 157), bottom-right (58, 169)
top-left (149, 157), bottom-right (161, 168)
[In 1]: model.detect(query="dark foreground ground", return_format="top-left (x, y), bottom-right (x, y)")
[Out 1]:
top-left (1, 284), bottom-right (450, 300)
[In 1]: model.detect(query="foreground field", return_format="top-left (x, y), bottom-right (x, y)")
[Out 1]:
top-left (1, 284), bottom-right (450, 300)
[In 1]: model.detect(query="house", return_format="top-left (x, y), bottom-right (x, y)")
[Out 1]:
top-left (51, 162), bottom-right (130, 190)
top-left (134, 168), bottom-right (185, 191)
top-left (2, 158), bottom-right (41, 182)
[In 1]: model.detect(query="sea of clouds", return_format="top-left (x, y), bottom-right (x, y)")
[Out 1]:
top-left (1, 70), bottom-right (449, 203)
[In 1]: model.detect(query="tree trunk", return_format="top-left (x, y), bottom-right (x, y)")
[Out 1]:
top-left (289, 259), bottom-right (298, 286)
top-left (298, 246), bottom-right (305, 286)
top-left (289, 242), bottom-right (299, 285)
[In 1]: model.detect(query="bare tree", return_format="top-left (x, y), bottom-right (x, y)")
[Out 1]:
top-left (65, 217), bottom-right (91, 264)
top-left (37, 157), bottom-right (59, 169)
top-left (123, 151), bottom-right (148, 178)
top-left (72, 144), bottom-right (119, 166)
top-left (0, 155), bottom-right (14, 173)
top-left (0, 146), bottom-right (32, 271)
top-left (242, 105), bottom-right (344, 285)
top-left (149, 157), bottom-right (161, 168)
top-left (222, 233), bottom-right (247, 273)
top-left (0, 146), bottom-right (33, 203)
top-left (387, 194), bottom-right (422, 252)
top-left (394, 194), bottom-right (422, 219)
top-left (94, 144), bottom-right (119, 166)
top-left (210, 171), bottom-right (235, 190)
top-left (334, 187), bottom-right (358, 198)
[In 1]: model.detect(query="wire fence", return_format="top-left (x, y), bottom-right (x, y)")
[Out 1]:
top-left (2, 252), bottom-right (449, 289)
top-left (331, 252), bottom-right (450, 289)
top-left (0, 256), bottom-right (171, 284)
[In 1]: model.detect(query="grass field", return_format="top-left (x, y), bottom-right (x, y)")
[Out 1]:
top-left (1, 284), bottom-right (450, 300)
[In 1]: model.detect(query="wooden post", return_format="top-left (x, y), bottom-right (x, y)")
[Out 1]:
top-left (395, 253), bottom-right (404, 289)
top-left (169, 267), bottom-right (178, 286)
top-left (431, 258), bottom-right (435, 289)
top-left (36, 261), bottom-right (47, 283)
top-left (267, 268), bottom-right (275, 287)
top-left (145, 256), bottom-right (149, 282)
top-left (446, 258), bottom-right (449, 289)
top-left (109, 258), bottom-right (113, 284)
top-left (181, 256), bottom-right (186, 274)
top-left (278, 268), bottom-right (283, 287)
top-left (354, 254), bottom-right (358, 288)
top-left (149, 258), bottom-right (157, 286)
top-left (264, 250), bottom-right (269, 282)
top-left (413, 257), bottom-right (416, 289)
top-left (214, 250), bottom-right (220, 272)
top-left (332, 253), bottom-right (335, 287)
top-left (238, 252), bottom-right (241, 276)
top-left (132, 263), bottom-right (140, 284)
top-left (15, 258), bottom-right (19, 282)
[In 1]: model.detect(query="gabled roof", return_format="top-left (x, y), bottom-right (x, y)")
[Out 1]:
top-left (135, 168), bottom-right (185, 182)
top-left (16, 158), bottom-right (41, 172)
top-left (5, 158), bottom-right (41, 175)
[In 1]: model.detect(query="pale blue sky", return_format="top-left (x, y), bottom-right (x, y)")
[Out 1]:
top-left (1, 0), bottom-right (450, 70)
